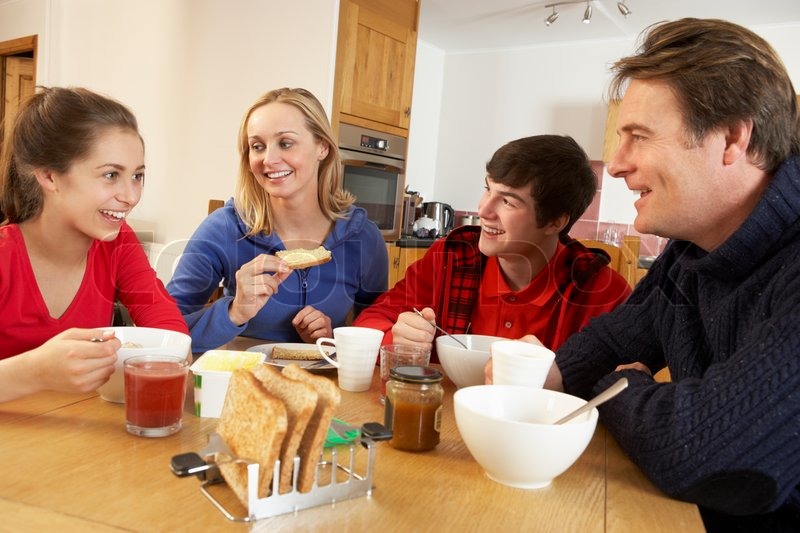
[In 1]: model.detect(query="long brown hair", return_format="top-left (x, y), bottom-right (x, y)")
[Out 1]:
top-left (609, 18), bottom-right (799, 174)
top-left (0, 86), bottom-right (141, 224)
top-left (234, 88), bottom-right (353, 237)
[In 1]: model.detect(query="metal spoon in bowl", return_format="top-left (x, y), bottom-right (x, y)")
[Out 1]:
top-left (413, 307), bottom-right (469, 349)
top-left (554, 377), bottom-right (629, 425)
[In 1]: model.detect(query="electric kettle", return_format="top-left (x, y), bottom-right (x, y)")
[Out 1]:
top-left (421, 202), bottom-right (454, 236)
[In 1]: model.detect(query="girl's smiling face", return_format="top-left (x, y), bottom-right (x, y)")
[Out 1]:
top-left (45, 128), bottom-right (144, 242)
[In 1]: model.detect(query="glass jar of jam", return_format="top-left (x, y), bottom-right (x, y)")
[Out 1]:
top-left (384, 366), bottom-right (443, 452)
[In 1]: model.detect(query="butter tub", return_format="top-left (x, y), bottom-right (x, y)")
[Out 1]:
top-left (190, 350), bottom-right (266, 418)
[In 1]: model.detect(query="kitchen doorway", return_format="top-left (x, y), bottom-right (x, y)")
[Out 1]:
top-left (0, 35), bottom-right (36, 221)
top-left (1, 35), bottom-right (37, 150)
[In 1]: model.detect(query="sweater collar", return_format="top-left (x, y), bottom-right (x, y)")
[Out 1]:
top-left (682, 155), bottom-right (800, 280)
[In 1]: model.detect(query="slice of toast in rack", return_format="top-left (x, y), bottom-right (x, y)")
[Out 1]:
top-left (216, 369), bottom-right (287, 504)
top-left (281, 363), bottom-right (341, 493)
top-left (252, 364), bottom-right (318, 494)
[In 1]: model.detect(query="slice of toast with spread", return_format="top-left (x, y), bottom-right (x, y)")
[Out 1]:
top-left (276, 246), bottom-right (331, 269)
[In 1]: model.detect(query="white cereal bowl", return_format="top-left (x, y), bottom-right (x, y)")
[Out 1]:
top-left (97, 326), bottom-right (192, 403)
top-left (454, 385), bottom-right (598, 489)
top-left (436, 334), bottom-right (507, 388)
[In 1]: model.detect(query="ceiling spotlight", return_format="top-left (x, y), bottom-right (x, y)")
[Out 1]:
top-left (545, 6), bottom-right (560, 26)
top-left (582, 2), bottom-right (593, 24)
top-left (617, 1), bottom-right (631, 17)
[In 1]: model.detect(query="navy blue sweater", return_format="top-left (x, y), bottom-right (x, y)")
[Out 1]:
top-left (557, 156), bottom-right (800, 530)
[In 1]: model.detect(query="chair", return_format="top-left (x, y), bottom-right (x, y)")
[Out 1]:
top-left (208, 198), bottom-right (224, 213)
top-left (206, 199), bottom-right (225, 304)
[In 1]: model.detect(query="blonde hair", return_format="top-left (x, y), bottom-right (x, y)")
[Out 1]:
top-left (234, 88), bottom-right (353, 236)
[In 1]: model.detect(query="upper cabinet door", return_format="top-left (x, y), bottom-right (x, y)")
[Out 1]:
top-left (334, 0), bottom-right (419, 134)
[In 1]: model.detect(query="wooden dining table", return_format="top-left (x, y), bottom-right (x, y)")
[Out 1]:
top-left (0, 337), bottom-right (704, 532)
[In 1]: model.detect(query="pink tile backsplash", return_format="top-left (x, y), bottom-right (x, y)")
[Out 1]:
top-left (570, 161), bottom-right (668, 258)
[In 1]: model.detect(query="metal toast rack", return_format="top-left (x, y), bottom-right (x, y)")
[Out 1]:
top-left (171, 423), bottom-right (390, 522)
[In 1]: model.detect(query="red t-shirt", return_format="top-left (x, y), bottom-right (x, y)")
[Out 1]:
top-left (0, 223), bottom-right (188, 359)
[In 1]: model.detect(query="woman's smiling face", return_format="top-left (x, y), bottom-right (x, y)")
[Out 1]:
top-left (246, 102), bottom-right (328, 202)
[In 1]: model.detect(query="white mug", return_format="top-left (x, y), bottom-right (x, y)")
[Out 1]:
top-left (316, 327), bottom-right (384, 391)
top-left (491, 340), bottom-right (555, 389)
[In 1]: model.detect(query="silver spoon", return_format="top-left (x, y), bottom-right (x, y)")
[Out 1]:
top-left (554, 377), bottom-right (629, 425)
top-left (413, 307), bottom-right (469, 349)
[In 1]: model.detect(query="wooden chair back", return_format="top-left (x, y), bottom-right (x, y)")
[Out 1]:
top-left (208, 199), bottom-right (224, 214)
top-left (206, 199), bottom-right (225, 304)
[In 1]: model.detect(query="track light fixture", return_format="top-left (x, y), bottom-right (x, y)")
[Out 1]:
top-left (545, 6), bottom-right (560, 26)
top-left (543, 0), bottom-right (632, 26)
top-left (582, 2), bottom-right (592, 23)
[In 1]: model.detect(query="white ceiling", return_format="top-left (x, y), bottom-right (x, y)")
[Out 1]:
top-left (419, 0), bottom-right (800, 53)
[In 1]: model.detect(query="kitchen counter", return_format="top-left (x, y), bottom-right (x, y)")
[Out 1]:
top-left (394, 237), bottom-right (437, 248)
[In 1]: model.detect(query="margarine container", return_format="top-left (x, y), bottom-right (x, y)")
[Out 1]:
top-left (190, 350), bottom-right (265, 418)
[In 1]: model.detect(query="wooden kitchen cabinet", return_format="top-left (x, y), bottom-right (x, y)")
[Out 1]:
top-left (602, 99), bottom-right (620, 162)
top-left (386, 243), bottom-right (428, 289)
top-left (332, 0), bottom-right (419, 136)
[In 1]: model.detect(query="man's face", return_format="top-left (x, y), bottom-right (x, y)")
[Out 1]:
top-left (477, 177), bottom-right (561, 259)
top-left (607, 79), bottom-right (742, 250)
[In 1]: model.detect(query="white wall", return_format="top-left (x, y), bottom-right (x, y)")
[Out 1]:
top-left (3, 3), bottom-right (800, 248)
top-left (2, 0), bottom-right (338, 247)
top-left (412, 22), bottom-right (800, 216)
top-left (0, 0), bottom-right (49, 80)
top-left (404, 40), bottom-right (444, 201)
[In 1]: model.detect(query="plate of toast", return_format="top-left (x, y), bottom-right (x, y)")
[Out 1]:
top-left (246, 343), bottom-right (336, 372)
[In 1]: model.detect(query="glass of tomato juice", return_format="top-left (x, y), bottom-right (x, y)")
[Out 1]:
top-left (124, 355), bottom-right (190, 437)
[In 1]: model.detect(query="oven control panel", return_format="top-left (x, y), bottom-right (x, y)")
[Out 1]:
top-left (361, 134), bottom-right (388, 151)
top-left (338, 123), bottom-right (406, 161)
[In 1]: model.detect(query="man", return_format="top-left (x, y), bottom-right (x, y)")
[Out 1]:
top-left (354, 135), bottom-right (631, 359)
top-left (548, 19), bottom-right (800, 531)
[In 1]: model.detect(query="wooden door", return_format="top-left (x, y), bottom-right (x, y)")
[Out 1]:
top-left (334, 0), bottom-right (418, 134)
top-left (3, 56), bottom-right (35, 143)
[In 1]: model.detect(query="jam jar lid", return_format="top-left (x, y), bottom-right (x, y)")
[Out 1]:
top-left (389, 365), bottom-right (443, 384)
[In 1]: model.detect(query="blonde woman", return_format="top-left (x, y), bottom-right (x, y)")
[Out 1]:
top-left (168, 88), bottom-right (387, 351)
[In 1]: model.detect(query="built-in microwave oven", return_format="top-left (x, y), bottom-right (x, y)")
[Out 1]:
top-left (338, 123), bottom-right (407, 241)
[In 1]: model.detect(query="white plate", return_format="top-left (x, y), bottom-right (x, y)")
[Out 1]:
top-left (246, 343), bottom-right (336, 372)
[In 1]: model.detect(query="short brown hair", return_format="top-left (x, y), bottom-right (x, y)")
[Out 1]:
top-left (609, 18), bottom-right (799, 173)
top-left (486, 135), bottom-right (596, 238)
top-left (0, 86), bottom-right (140, 223)
top-left (234, 88), bottom-right (353, 237)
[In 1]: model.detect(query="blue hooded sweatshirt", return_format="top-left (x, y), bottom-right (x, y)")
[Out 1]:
top-left (166, 199), bottom-right (388, 352)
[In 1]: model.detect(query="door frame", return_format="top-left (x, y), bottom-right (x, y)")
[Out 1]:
top-left (1, 34), bottom-right (38, 135)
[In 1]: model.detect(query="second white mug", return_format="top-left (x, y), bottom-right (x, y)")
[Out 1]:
top-left (491, 340), bottom-right (555, 389)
